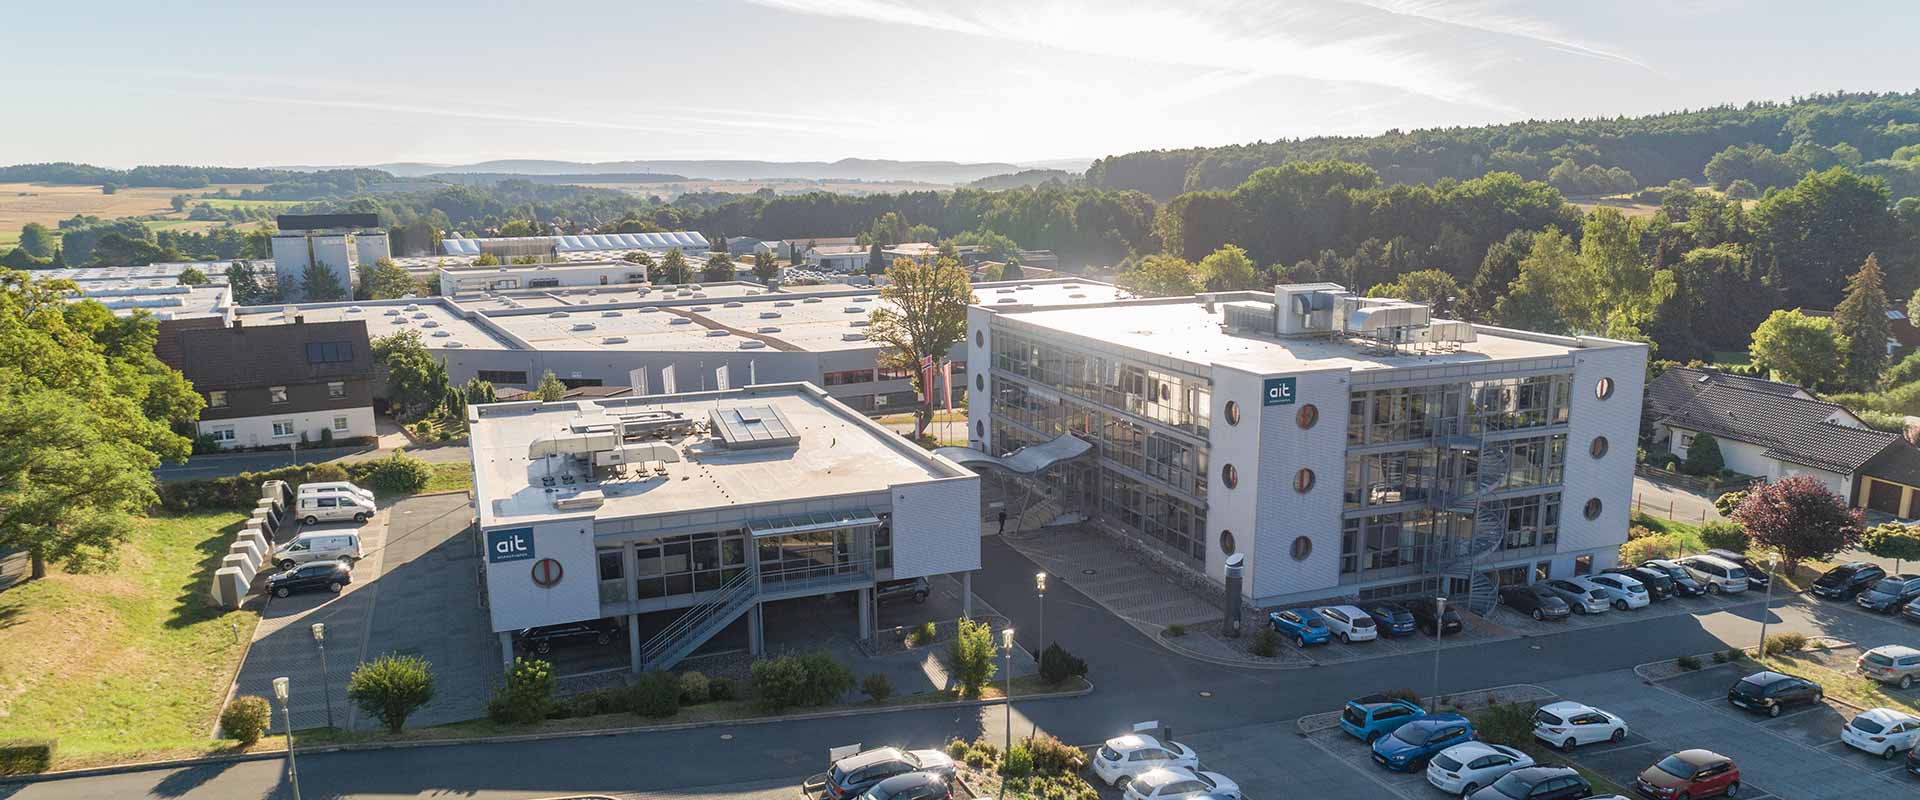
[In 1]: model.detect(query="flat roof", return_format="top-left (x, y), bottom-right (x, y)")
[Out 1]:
top-left (469, 384), bottom-right (966, 528)
top-left (998, 298), bottom-right (1590, 374)
top-left (48, 264), bottom-right (230, 284)
top-left (242, 299), bottom-right (513, 350)
top-left (72, 282), bottom-right (232, 320)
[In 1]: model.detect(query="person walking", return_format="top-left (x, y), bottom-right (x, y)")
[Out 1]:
top-left (997, 509), bottom-right (1008, 535)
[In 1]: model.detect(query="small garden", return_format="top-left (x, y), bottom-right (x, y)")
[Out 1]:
top-left (943, 733), bottom-right (1098, 800)
top-left (1670, 634), bottom-right (1917, 717)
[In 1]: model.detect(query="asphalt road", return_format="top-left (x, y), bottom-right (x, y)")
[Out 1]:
top-left (6, 537), bottom-right (1909, 800)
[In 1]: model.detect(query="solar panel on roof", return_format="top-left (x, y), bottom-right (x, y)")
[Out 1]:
top-left (708, 405), bottom-right (799, 449)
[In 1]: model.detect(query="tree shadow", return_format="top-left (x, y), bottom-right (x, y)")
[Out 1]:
top-left (149, 757), bottom-right (245, 798)
top-left (165, 516), bottom-right (254, 630)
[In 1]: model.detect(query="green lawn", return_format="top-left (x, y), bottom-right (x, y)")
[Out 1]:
top-left (423, 462), bottom-right (473, 494)
top-left (1751, 649), bottom-right (1901, 715)
top-left (0, 511), bottom-right (258, 767)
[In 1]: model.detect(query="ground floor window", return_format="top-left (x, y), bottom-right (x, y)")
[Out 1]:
top-left (633, 530), bottom-right (749, 599)
top-left (272, 420), bottom-right (296, 438)
top-left (1535, 560), bottom-right (1551, 582)
top-left (332, 415), bottom-right (350, 431)
top-left (210, 426), bottom-right (235, 442)
top-left (1355, 579), bottom-right (1434, 601)
top-left (598, 547), bottom-right (626, 604)
top-left (1573, 554), bottom-right (1592, 575)
top-left (1096, 470), bottom-right (1203, 561)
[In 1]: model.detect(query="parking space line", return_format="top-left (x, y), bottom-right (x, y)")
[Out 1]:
top-left (1298, 733), bottom-right (1422, 800)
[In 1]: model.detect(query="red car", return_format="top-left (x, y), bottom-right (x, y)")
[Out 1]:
top-left (1635, 749), bottom-right (1740, 799)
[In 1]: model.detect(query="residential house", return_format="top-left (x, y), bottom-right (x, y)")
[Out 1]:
top-left (161, 318), bottom-right (377, 449)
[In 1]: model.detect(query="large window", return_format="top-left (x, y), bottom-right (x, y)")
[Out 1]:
top-left (632, 530), bottom-right (749, 600)
top-left (598, 547), bottom-right (626, 604)
top-left (478, 370), bottom-right (529, 385)
top-left (272, 420), bottom-right (295, 438)
top-left (1470, 375), bottom-right (1571, 432)
top-left (1098, 472), bottom-right (1205, 561)
top-left (1483, 493), bottom-right (1562, 550)
top-left (1339, 510), bottom-right (1468, 575)
top-left (1349, 384), bottom-right (1465, 445)
top-left (991, 330), bottom-right (1209, 437)
top-left (305, 341), bottom-right (354, 364)
top-left (823, 369), bottom-right (875, 386)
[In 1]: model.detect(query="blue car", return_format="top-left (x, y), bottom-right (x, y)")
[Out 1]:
top-left (1361, 603), bottom-right (1418, 637)
top-left (1338, 695), bottom-right (1426, 742)
top-left (1269, 608), bottom-right (1330, 646)
top-left (1370, 714), bottom-right (1473, 771)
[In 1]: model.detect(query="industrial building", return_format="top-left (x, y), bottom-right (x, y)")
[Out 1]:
top-left (468, 383), bottom-right (981, 671)
top-left (963, 283), bottom-right (1646, 614)
top-left (270, 213), bottom-right (391, 302)
top-left (435, 260), bottom-right (651, 294)
top-left (440, 232), bottom-right (709, 259)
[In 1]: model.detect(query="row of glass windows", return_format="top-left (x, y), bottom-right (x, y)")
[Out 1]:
top-left (1342, 434), bottom-right (1568, 510)
top-left (596, 525), bottom-right (886, 604)
top-left (991, 330), bottom-right (1211, 437)
top-left (1338, 491), bottom-right (1563, 576)
top-left (1345, 375), bottom-right (1572, 446)
top-left (992, 377), bottom-right (1207, 498)
top-left (1100, 472), bottom-right (1207, 561)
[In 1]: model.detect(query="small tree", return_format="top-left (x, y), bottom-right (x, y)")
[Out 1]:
top-left (346, 654), bottom-right (436, 733)
top-left (861, 673), bottom-right (893, 703)
top-left (1726, 179), bottom-right (1759, 200)
top-left (702, 252), bottom-right (736, 282)
top-left (534, 370), bottom-right (567, 401)
top-left (1037, 642), bottom-right (1088, 684)
top-left (1698, 521), bottom-right (1749, 553)
top-left (948, 617), bottom-right (999, 698)
top-left (1714, 489), bottom-right (1749, 517)
top-left (220, 695), bottom-right (272, 744)
top-left (358, 257), bottom-right (419, 300)
top-left (1860, 523), bottom-right (1920, 573)
top-left (177, 267), bottom-right (209, 285)
top-left (657, 248), bottom-right (692, 284)
top-left (752, 251), bottom-right (779, 285)
top-left (1681, 432), bottom-right (1725, 475)
top-left (866, 242), bottom-right (886, 276)
top-left (1730, 475), bottom-right (1863, 569)
top-left (301, 262), bottom-right (346, 301)
top-left (487, 657), bottom-right (555, 725)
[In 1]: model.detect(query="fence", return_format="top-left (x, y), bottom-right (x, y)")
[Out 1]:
top-left (1632, 493), bottom-right (1720, 525)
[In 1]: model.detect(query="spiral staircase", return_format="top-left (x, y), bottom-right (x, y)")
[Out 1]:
top-left (1428, 426), bottom-right (1509, 615)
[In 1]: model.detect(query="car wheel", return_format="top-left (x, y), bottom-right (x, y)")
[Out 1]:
top-left (304, 515), bottom-right (318, 526)
top-left (1338, 632), bottom-right (1349, 643)
top-left (354, 512), bottom-right (368, 523)
top-left (1768, 703), bottom-right (1781, 718)
top-left (595, 632), bottom-right (611, 645)
top-left (277, 560), bottom-right (295, 572)
top-left (1561, 737), bottom-right (1576, 752)
top-left (1724, 781), bottom-right (1738, 797)
top-left (1887, 746), bottom-right (1900, 760)
top-left (327, 582), bottom-right (343, 593)
top-left (1610, 728), bottom-right (1626, 743)
top-left (1709, 583), bottom-right (1722, 595)
top-left (1295, 633), bottom-right (1306, 647)
top-left (1531, 609), bottom-right (1544, 621)
top-left (535, 641), bottom-right (552, 655)
top-left (274, 586), bottom-right (290, 598)
top-left (1614, 599), bottom-right (1629, 611)
top-left (1459, 783), bottom-right (1477, 797)
top-left (914, 592), bottom-right (928, 603)
top-left (1115, 777), bottom-right (1132, 791)
top-left (1365, 731), bottom-right (1381, 743)
top-left (1902, 675), bottom-right (1913, 690)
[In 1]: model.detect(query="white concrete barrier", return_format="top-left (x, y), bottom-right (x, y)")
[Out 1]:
top-left (211, 567), bottom-right (249, 610)
top-left (227, 540), bottom-right (262, 571)
top-left (237, 530), bottom-right (270, 562)
top-left (222, 553), bottom-right (257, 583)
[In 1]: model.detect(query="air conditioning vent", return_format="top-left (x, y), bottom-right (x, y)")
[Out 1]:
top-left (759, 311), bottom-right (781, 319)
top-left (602, 310), bottom-right (622, 317)
top-left (705, 330), bottom-right (730, 337)
top-left (803, 297), bottom-right (823, 303)
top-left (724, 302), bottom-right (744, 308)
top-left (842, 332), bottom-right (868, 341)
top-left (668, 317), bottom-right (692, 325)
top-left (757, 326), bottom-right (781, 333)
top-left (572, 322), bottom-right (597, 331)
top-left (739, 340), bottom-right (767, 349)
top-left (602, 336), bottom-right (629, 344)
top-left (775, 301), bottom-right (795, 307)
top-left (432, 330), bottom-right (451, 338)
top-left (548, 311), bottom-right (570, 318)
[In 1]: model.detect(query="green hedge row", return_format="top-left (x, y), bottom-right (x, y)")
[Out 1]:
top-left (156, 452), bottom-right (433, 512)
top-left (0, 739), bottom-right (55, 776)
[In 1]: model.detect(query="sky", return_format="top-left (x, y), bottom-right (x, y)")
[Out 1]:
top-left (4, 0), bottom-right (1918, 168)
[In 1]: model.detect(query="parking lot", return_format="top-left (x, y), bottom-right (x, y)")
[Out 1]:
top-left (1488, 587), bottom-right (1766, 638)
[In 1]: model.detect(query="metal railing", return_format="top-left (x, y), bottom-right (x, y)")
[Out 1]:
top-left (639, 565), bottom-right (758, 669)
top-left (759, 559), bottom-right (873, 594)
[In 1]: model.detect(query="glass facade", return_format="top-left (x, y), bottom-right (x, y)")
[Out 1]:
top-left (992, 330), bottom-right (1210, 438)
top-left (631, 530), bottom-right (750, 600)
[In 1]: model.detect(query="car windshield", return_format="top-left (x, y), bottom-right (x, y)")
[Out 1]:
top-left (1873, 579), bottom-right (1907, 594)
top-left (1396, 725), bottom-right (1440, 745)
top-left (1194, 774), bottom-right (1217, 790)
top-left (1533, 708), bottom-right (1566, 726)
top-left (1432, 753), bottom-right (1463, 771)
top-left (1822, 568), bottom-right (1855, 583)
top-left (1587, 589), bottom-right (1608, 599)
top-left (1853, 715), bottom-right (1887, 734)
top-left (1866, 652), bottom-right (1898, 667)
top-left (1736, 677), bottom-right (1769, 693)
top-left (1343, 706), bottom-right (1366, 725)
top-left (1099, 745), bottom-right (1122, 761)
top-left (1488, 772), bottom-right (1537, 798)
top-left (1352, 616), bottom-right (1375, 627)
top-left (1654, 755), bottom-right (1696, 779)
top-left (1303, 616), bottom-right (1327, 629)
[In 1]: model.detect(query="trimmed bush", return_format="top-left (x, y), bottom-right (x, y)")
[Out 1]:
top-left (220, 695), bottom-right (272, 744)
top-left (677, 671), bottom-right (710, 705)
top-left (1038, 642), bottom-right (1088, 685)
top-left (1727, 647), bottom-right (1746, 662)
top-left (1025, 733), bottom-right (1087, 773)
top-left (487, 658), bottom-right (555, 725)
top-left (1714, 489), bottom-right (1749, 518)
top-left (905, 620), bottom-right (937, 648)
top-left (1001, 742), bottom-right (1034, 778)
top-left (1470, 702), bottom-right (1538, 746)
top-left (631, 671), bottom-right (681, 717)
top-left (1763, 632), bottom-right (1808, 655)
top-left (862, 673), bottom-right (893, 703)
top-left (0, 740), bottom-right (56, 776)
top-left (346, 654), bottom-right (436, 733)
top-left (1250, 627), bottom-right (1278, 658)
top-left (1681, 432), bottom-right (1726, 475)
top-left (1620, 533), bottom-right (1685, 564)
top-left (1384, 687), bottom-right (1422, 704)
top-left (1163, 623), bottom-right (1186, 637)
top-left (751, 650), bottom-right (855, 710)
top-left (306, 462), bottom-right (350, 483)
top-left (708, 676), bottom-right (735, 702)
top-left (555, 687), bottom-right (630, 718)
top-left (1711, 650), bottom-right (1728, 664)
top-left (1698, 521), bottom-right (1749, 553)
top-left (948, 618), bottom-right (998, 698)
top-left (354, 451), bottom-right (431, 495)
top-left (1676, 655), bottom-right (1702, 671)
top-left (1625, 525), bottom-right (1657, 540)
top-left (945, 738), bottom-right (970, 759)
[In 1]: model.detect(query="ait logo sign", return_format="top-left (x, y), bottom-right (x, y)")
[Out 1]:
top-left (487, 527), bottom-right (535, 563)
top-left (1263, 377), bottom-right (1297, 406)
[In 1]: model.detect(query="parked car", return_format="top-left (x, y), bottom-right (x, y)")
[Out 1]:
top-left (1586, 573), bottom-right (1652, 610)
top-left (1531, 700), bottom-right (1628, 751)
top-left (1605, 565), bottom-right (1675, 600)
top-left (264, 559), bottom-right (352, 598)
top-left (1841, 707), bottom-right (1920, 759)
top-left (1639, 560), bottom-right (1708, 597)
top-left (1857, 574), bottom-right (1920, 613)
top-left (1499, 584), bottom-right (1571, 621)
top-left (518, 618), bottom-right (620, 655)
top-left (1314, 605), bottom-right (1379, 643)
top-left (270, 531), bottom-right (363, 571)
top-left (1269, 608), bottom-right (1331, 646)
top-left (1635, 749), bottom-right (1740, 799)
top-left (1727, 670), bottom-right (1823, 718)
top-left (1362, 602), bottom-right (1419, 636)
top-left (1120, 767), bottom-right (1240, 800)
top-left (825, 748), bottom-right (955, 800)
top-left (1704, 548), bottom-right (1770, 590)
top-left (298, 481), bottom-right (375, 505)
top-left (1465, 766), bottom-right (1590, 800)
top-left (1676, 555), bottom-right (1748, 595)
top-left (1339, 695), bottom-right (1427, 742)
top-left (1092, 734), bottom-right (1198, 787)
top-left (1371, 714), bottom-right (1474, 771)
top-left (295, 492), bottom-right (375, 526)
top-left (857, 772), bottom-right (950, 800)
top-left (1907, 746), bottom-right (1920, 779)
top-left (1812, 561), bottom-right (1887, 600)
top-left (1408, 598), bottom-right (1466, 635)
top-left (1540, 578), bottom-right (1611, 615)
top-left (1426, 741), bottom-right (1534, 796)
top-left (875, 577), bottom-right (930, 604)
top-left (1903, 600), bottom-right (1920, 626)
top-left (1858, 644), bottom-right (1920, 689)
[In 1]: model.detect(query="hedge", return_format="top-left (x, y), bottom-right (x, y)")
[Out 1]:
top-left (157, 452), bottom-right (433, 512)
top-left (0, 739), bottom-right (56, 776)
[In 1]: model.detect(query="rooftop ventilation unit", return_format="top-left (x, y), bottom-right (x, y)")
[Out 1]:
top-left (553, 490), bottom-right (605, 511)
top-left (404, 304), bottom-right (420, 311)
top-left (1223, 300), bottom-right (1278, 334)
top-left (602, 310), bottom-right (622, 317)
top-left (758, 326), bottom-right (782, 333)
top-left (640, 307), bottom-right (661, 313)
top-left (854, 297), bottom-right (873, 303)
top-left (384, 309), bottom-right (401, 316)
top-left (705, 330), bottom-right (730, 337)
top-left (693, 306), bottom-right (712, 312)
top-left (422, 320), bottom-right (440, 328)
top-left (740, 340), bottom-right (767, 349)
top-left (775, 301), bottom-right (795, 307)
top-left (803, 297), bottom-right (823, 304)
top-left (725, 302), bottom-right (744, 308)
top-left (842, 332), bottom-right (869, 341)
top-left (759, 311), bottom-right (781, 319)
top-left (709, 405), bottom-right (799, 449)
top-left (432, 330), bottom-right (452, 338)
top-left (445, 341), bottom-right (466, 348)
top-left (348, 306), bottom-right (364, 313)
top-left (548, 311), bottom-right (570, 318)
top-left (591, 441), bottom-right (679, 467)
top-left (849, 319), bottom-right (870, 327)
top-left (689, 284), bottom-right (703, 290)
top-left (668, 317), bottom-right (692, 325)
top-left (572, 322), bottom-right (597, 331)
top-left (842, 306), bottom-right (863, 314)
top-left (602, 336), bottom-right (628, 344)
top-left (390, 317), bottom-right (407, 324)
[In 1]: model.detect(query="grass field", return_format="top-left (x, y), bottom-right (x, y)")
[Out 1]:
top-left (0, 182), bottom-right (265, 249)
top-left (193, 197), bottom-right (295, 210)
top-left (0, 511), bottom-right (258, 767)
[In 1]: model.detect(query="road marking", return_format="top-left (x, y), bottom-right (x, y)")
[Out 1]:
top-left (1299, 732), bottom-right (1424, 800)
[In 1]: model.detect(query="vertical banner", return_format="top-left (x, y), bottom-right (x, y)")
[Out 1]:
top-left (628, 367), bottom-right (650, 396)
top-left (715, 364), bottom-right (730, 391)
top-left (661, 363), bottom-right (678, 394)
top-left (941, 361), bottom-right (954, 411)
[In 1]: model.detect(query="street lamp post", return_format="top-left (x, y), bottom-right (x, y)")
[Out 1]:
top-left (999, 626), bottom-right (1015, 800)
top-left (273, 676), bottom-right (302, 800)
top-left (1755, 553), bottom-right (1780, 656)
top-left (1429, 596), bottom-right (1447, 713)
top-left (1035, 571), bottom-right (1047, 655)
top-left (311, 623), bottom-right (333, 730)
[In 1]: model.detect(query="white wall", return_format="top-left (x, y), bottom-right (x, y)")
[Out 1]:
top-left (889, 476), bottom-right (983, 579)
top-left (1668, 426), bottom-right (1850, 496)
top-left (1556, 342), bottom-right (1649, 556)
top-left (484, 517), bottom-right (601, 633)
top-left (198, 406), bottom-right (374, 449)
top-left (1214, 366), bottom-right (1350, 602)
top-left (966, 306), bottom-right (994, 451)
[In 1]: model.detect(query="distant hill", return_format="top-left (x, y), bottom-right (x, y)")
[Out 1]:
top-left (968, 169), bottom-right (1077, 190)
top-left (350, 158), bottom-right (1041, 185)
top-left (427, 172), bottom-right (688, 186)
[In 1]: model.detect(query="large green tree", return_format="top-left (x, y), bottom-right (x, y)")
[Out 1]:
top-left (1495, 228), bottom-right (1589, 334)
top-left (1118, 254), bottom-right (1201, 298)
top-left (17, 223), bottom-right (54, 258)
top-left (301, 263), bottom-right (346, 301)
top-left (1832, 254), bottom-right (1892, 389)
top-left (358, 257), bottom-right (418, 300)
top-left (655, 249), bottom-right (692, 284)
top-left (372, 330), bottom-right (449, 419)
top-left (751, 251), bottom-right (779, 285)
top-left (1197, 244), bottom-right (1261, 291)
top-left (1368, 269), bottom-right (1465, 317)
top-left (870, 257), bottom-right (971, 438)
top-left (224, 260), bottom-right (274, 304)
top-left (702, 252), bottom-right (736, 283)
top-left (1753, 167), bottom-right (1895, 309)
top-left (1749, 309), bottom-right (1847, 389)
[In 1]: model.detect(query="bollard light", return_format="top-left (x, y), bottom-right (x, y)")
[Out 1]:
top-left (1034, 572), bottom-right (1046, 593)
top-left (1001, 627), bottom-right (1014, 649)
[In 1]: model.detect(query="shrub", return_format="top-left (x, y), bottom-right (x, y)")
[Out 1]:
top-left (487, 658), bottom-right (555, 725)
top-left (1620, 533), bottom-right (1685, 564)
top-left (1681, 432), bottom-right (1726, 475)
top-left (1727, 647), bottom-right (1746, 662)
top-left (352, 451), bottom-right (431, 495)
top-left (1711, 650), bottom-right (1728, 664)
top-left (752, 650), bottom-right (855, 710)
top-left (1250, 627), bottom-right (1278, 658)
top-left (1698, 521), bottom-right (1749, 553)
top-left (0, 740), bottom-right (56, 776)
top-left (1163, 623), bottom-right (1186, 637)
top-left (1676, 655), bottom-right (1701, 671)
top-left (905, 620), bottom-right (937, 647)
top-left (1626, 525), bottom-right (1657, 540)
top-left (1471, 702), bottom-right (1538, 746)
top-left (1001, 742), bottom-right (1034, 778)
top-left (346, 654), bottom-right (436, 733)
top-left (555, 687), bottom-right (630, 718)
top-left (861, 673), bottom-right (893, 703)
top-left (945, 738), bottom-right (970, 760)
top-left (1714, 489), bottom-right (1749, 518)
top-left (1025, 733), bottom-right (1087, 773)
top-left (708, 676), bottom-right (735, 702)
top-left (964, 746), bottom-right (993, 769)
top-left (1038, 642), bottom-right (1088, 685)
top-left (677, 671), bottom-right (710, 705)
top-left (1384, 687), bottom-right (1422, 704)
top-left (949, 618), bottom-right (999, 698)
top-left (307, 462), bottom-right (350, 483)
top-left (220, 696), bottom-right (272, 744)
top-left (630, 671), bottom-right (681, 717)
top-left (1764, 632), bottom-right (1808, 655)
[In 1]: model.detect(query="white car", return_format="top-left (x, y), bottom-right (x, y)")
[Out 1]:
top-left (1092, 734), bottom-right (1198, 788)
top-left (1841, 707), bottom-right (1920, 759)
top-left (1531, 701), bottom-right (1628, 750)
top-left (1313, 605), bottom-right (1379, 643)
top-left (1426, 741), bottom-right (1534, 797)
top-left (1121, 768), bottom-right (1240, 800)
top-left (1585, 573), bottom-right (1651, 610)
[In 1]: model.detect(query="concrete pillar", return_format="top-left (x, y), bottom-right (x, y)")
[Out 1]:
top-left (747, 603), bottom-right (764, 656)
top-left (628, 613), bottom-right (643, 673)
top-left (961, 572), bottom-right (973, 618)
top-left (229, 540), bottom-right (263, 571)
top-left (498, 631), bottom-right (516, 671)
top-left (1901, 484), bottom-right (1915, 519)
top-left (621, 542), bottom-right (639, 605)
top-left (858, 587), bottom-right (873, 642)
top-left (211, 567), bottom-right (247, 610)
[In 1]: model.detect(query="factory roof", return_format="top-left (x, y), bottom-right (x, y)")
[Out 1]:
top-left (441, 231), bottom-right (709, 256)
top-left (46, 263), bottom-right (230, 284)
top-left (468, 383), bottom-right (968, 528)
top-left (241, 299), bottom-right (513, 350)
top-left (71, 282), bottom-right (234, 320)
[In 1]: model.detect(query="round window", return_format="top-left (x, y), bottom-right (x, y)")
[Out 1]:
top-left (1590, 436), bottom-right (1609, 459)
top-left (1595, 377), bottom-right (1614, 400)
top-left (1221, 464), bottom-right (1239, 489)
top-left (974, 330), bottom-right (984, 348)
top-left (974, 420), bottom-right (984, 438)
top-left (1224, 400), bottom-right (1241, 426)
top-left (1219, 529), bottom-right (1236, 556)
top-left (1295, 468), bottom-right (1315, 493)
top-left (1583, 498), bottom-right (1603, 519)
top-left (1296, 403), bottom-right (1319, 429)
top-left (1290, 536), bottom-right (1313, 561)
top-left (975, 374), bottom-right (985, 392)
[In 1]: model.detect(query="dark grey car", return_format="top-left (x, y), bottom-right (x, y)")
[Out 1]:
top-left (1499, 584), bottom-right (1570, 621)
top-left (1858, 574), bottom-right (1920, 613)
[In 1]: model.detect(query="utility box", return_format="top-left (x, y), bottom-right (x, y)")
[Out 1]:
top-left (1222, 553), bottom-right (1245, 638)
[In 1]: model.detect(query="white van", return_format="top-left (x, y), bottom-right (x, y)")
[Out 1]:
top-left (1678, 554), bottom-right (1750, 594)
top-left (296, 493), bottom-right (375, 526)
top-left (298, 481), bottom-right (376, 506)
top-left (271, 531), bottom-right (363, 570)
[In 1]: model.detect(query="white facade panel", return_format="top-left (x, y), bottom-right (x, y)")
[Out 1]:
top-left (198, 406), bottom-right (375, 449)
top-left (967, 306), bottom-right (994, 452)
top-left (1229, 367), bottom-right (1350, 602)
top-left (887, 477), bottom-right (983, 579)
top-left (483, 518), bottom-right (601, 633)
top-left (1555, 343), bottom-right (1648, 558)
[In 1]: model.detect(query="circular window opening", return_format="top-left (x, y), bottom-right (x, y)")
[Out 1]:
top-left (1224, 401), bottom-right (1241, 426)
top-left (1595, 377), bottom-right (1614, 400)
top-left (974, 420), bottom-right (984, 438)
top-left (974, 330), bottom-right (984, 348)
top-left (1295, 468), bottom-right (1315, 493)
top-left (1583, 498), bottom-right (1603, 520)
top-left (1290, 536), bottom-right (1312, 561)
top-left (975, 374), bottom-right (984, 392)
top-left (1590, 436), bottom-right (1609, 459)
top-left (1219, 530), bottom-right (1236, 556)
top-left (1221, 464), bottom-right (1239, 489)
top-left (1296, 403), bottom-right (1319, 429)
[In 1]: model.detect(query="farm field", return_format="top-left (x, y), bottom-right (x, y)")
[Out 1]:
top-left (0, 182), bottom-right (265, 248)
top-left (583, 176), bottom-right (950, 199)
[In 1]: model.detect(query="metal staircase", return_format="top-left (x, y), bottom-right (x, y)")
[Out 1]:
top-left (639, 566), bottom-right (759, 671)
top-left (1429, 424), bottom-right (1508, 615)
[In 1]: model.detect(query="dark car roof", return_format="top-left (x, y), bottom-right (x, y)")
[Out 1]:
top-left (1670, 748), bottom-right (1729, 767)
top-left (871, 772), bottom-right (943, 791)
top-left (1504, 766), bottom-right (1578, 783)
top-left (1402, 714), bottom-right (1467, 728)
top-left (839, 748), bottom-right (906, 771)
top-left (1740, 670), bottom-right (1794, 685)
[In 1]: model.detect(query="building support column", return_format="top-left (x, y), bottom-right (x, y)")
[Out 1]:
top-left (747, 603), bottom-right (764, 656)
top-left (498, 631), bottom-right (515, 671)
top-left (961, 572), bottom-right (974, 619)
top-left (627, 612), bottom-right (642, 673)
top-left (621, 542), bottom-right (639, 605)
top-left (1901, 484), bottom-right (1916, 519)
top-left (858, 587), bottom-right (873, 642)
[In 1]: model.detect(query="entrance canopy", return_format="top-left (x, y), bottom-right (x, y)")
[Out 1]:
top-left (935, 434), bottom-right (1092, 475)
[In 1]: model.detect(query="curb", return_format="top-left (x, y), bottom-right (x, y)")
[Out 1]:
top-left (1633, 636), bottom-right (1853, 683)
top-left (1292, 683), bottom-right (1557, 736)
top-left (0, 680), bottom-right (1093, 786)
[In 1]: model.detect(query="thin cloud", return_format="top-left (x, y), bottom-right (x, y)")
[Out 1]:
top-left (1344, 0), bottom-right (1651, 69)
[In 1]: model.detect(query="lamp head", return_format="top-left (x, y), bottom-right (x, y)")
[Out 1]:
top-left (1035, 571), bottom-right (1046, 592)
top-left (272, 676), bottom-right (290, 702)
top-left (1001, 627), bottom-right (1015, 648)
top-left (310, 622), bottom-right (325, 642)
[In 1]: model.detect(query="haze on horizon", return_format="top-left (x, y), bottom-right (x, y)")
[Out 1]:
top-left (6, 0), bottom-right (1919, 170)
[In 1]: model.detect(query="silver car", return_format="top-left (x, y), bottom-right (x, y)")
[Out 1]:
top-left (1859, 645), bottom-right (1920, 689)
top-left (1541, 579), bottom-right (1612, 615)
